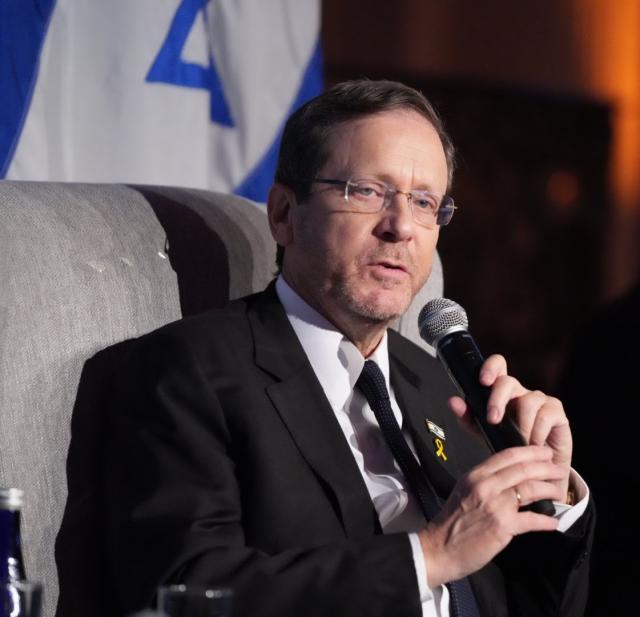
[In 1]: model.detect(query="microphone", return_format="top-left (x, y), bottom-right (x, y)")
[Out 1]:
top-left (418, 298), bottom-right (555, 516)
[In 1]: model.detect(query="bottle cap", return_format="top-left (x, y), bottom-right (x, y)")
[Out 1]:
top-left (0, 488), bottom-right (24, 510)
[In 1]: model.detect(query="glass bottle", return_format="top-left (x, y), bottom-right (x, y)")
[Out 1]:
top-left (0, 488), bottom-right (26, 582)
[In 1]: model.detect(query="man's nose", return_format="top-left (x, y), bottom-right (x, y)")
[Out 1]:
top-left (374, 191), bottom-right (415, 241)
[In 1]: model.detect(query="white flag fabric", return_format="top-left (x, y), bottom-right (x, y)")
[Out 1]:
top-left (1, 0), bottom-right (322, 202)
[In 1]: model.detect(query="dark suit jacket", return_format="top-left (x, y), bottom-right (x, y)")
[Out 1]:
top-left (101, 284), bottom-right (593, 617)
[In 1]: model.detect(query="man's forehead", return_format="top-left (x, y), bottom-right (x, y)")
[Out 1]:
top-left (320, 109), bottom-right (447, 187)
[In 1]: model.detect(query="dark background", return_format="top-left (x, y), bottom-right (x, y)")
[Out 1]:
top-left (321, 0), bottom-right (639, 394)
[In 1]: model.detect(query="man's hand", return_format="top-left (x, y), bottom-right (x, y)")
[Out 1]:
top-left (419, 446), bottom-right (564, 587)
top-left (448, 354), bottom-right (573, 499)
top-left (420, 354), bottom-right (574, 587)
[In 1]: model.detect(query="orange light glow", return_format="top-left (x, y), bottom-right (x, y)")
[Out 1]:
top-left (572, 0), bottom-right (640, 210)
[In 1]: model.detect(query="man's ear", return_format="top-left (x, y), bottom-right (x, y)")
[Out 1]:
top-left (267, 183), bottom-right (296, 248)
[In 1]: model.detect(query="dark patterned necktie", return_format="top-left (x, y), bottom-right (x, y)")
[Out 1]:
top-left (356, 360), bottom-right (481, 617)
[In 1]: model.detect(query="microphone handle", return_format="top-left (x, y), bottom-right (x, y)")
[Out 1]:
top-left (438, 332), bottom-right (555, 516)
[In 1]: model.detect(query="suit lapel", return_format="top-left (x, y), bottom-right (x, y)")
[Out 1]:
top-left (247, 284), bottom-right (379, 539)
top-left (388, 333), bottom-right (460, 498)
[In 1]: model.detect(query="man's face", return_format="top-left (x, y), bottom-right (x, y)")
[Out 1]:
top-left (281, 109), bottom-right (449, 335)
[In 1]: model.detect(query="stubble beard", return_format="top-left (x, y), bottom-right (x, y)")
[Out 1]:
top-left (332, 272), bottom-right (415, 326)
top-left (329, 245), bottom-right (427, 326)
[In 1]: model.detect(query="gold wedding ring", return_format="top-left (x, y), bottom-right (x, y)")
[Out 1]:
top-left (515, 488), bottom-right (523, 507)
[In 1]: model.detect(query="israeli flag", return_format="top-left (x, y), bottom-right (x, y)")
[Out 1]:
top-left (0, 0), bottom-right (322, 202)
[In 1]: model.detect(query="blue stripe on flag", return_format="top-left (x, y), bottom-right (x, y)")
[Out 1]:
top-left (234, 39), bottom-right (324, 203)
top-left (0, 0), bottom-right (57, 178)
top-left (147, 0), bottom-right (234, 127)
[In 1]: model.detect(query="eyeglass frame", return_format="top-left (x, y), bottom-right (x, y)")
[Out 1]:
top-left (306, 177), bottom-right (457, 227)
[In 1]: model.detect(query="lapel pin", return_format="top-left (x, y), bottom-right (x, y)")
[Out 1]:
top-left (426, 419), bottom-right (445, 440)
top-left (434, 437), bottom-right (448, 461)
top-left (426, 420), bottom-right (448, 461)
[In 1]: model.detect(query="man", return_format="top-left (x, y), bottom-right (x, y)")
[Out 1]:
top-left (101, 80), bottom-right (592, 617)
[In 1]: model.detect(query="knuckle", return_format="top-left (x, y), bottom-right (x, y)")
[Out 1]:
top-left (456, 476), bottom-right (477, 503)
top-left (461, 470), bottom-right (477, 489)
top-left (466, 467), bottom-right (482, 486)
top-left (492, 353), bottom-right (507, 366)
top-left (460, 475), bottom-right (491, 508)
top-left (472, 483), bottom-right (491, 504)
top-left (546, 395), bottom-right (563, 409)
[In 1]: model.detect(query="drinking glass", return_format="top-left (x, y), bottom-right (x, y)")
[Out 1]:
top-left (157, 584), bottom-right (232, 617)
top-left (1, 581), bottom-right (42, 617)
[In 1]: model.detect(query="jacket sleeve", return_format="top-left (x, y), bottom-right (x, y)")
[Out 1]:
top-left (492, 495), bottom-right (594, 617)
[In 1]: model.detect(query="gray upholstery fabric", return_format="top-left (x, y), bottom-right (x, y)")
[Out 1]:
top-left (0, 180), bottom-right (442, 616)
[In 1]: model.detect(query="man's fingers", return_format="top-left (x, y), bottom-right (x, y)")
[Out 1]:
top-left (471, 445), bottom-right (553, 477)
top-left (464, 459), bottom-right (566, 511)
top-left (527, 396), bottom-right (569, 447)
top-left (448, 395), bottom-right (468, 419)
top-left (494, 460), bottom-right (567, 491)
top-left (508, 390), bottom-right (549, 442)
top-left (512, 479), bottom-right (566, 507)
top-left (478, 354), bottom-right (508, 386)
top-left (485, 375), bottom-right (529, 423)
top-left (509, 395), bottom-right (572, 467)
top-left (448, 396), bottom-right (491, 441)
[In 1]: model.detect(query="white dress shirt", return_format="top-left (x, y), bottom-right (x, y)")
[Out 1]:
top-left (275, 276), bottom-right (589, 617)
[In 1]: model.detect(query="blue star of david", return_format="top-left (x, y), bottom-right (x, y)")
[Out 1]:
top-left (146, 0), bottom-right (234, 127)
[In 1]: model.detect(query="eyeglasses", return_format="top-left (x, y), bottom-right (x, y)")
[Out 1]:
top-left (310, 178), bottom-right (456, 227)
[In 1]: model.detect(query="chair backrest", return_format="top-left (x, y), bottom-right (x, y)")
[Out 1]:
top-left (0, 180), bottom-right (442, 617)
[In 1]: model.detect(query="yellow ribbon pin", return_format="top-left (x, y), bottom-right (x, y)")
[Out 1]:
top-left (435, 438), bottom-right (447, 461)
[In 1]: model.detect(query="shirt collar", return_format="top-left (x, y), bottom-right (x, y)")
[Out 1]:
top-left (276, 276), bottom-right (391, 410)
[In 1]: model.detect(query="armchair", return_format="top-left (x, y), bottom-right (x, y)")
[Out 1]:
top-left (0, 180), bottom-right (442, 616)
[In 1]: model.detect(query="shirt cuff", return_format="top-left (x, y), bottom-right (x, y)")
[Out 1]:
top-left (553, 468), bottom-right (590, 533)
top-left (408, 532), bottom-right (435, 603)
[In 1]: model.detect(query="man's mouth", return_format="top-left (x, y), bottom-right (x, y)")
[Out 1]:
top-left (369, 260), bottom-right (409, 276)
top-left (376, 260), bottom-right (407, 272)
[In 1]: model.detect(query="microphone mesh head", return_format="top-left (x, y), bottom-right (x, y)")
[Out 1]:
top-left (418, 298), bottom-right (468, 346)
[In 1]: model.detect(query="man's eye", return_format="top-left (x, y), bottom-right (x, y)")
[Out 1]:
top-left (355, 187), bottom-right (375, 196)
top-left (413, 195), bottom-right (437, 210)
top-left (352, 184), bottom-right (381, 198)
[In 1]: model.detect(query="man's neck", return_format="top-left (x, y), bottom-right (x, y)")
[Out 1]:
top-left (339, 321), bottom-right (387, 358)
